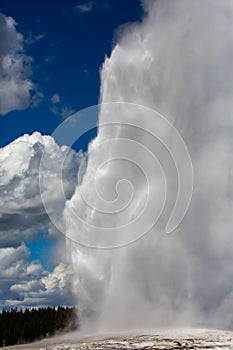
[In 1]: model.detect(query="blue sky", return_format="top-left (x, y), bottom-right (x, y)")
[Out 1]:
top-left (25, 231), bottom-right (56, 273)
top-left (0, 0), bottom-right (143, 148)
top-left (0, 0), bottom-right (144, 309)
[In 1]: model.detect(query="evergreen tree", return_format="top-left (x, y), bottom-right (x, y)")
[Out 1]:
top-left (0, 306), bottom-right (78, 347)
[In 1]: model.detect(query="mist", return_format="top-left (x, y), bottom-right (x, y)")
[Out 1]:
top-left (64, 0), bottom-right (233, 332)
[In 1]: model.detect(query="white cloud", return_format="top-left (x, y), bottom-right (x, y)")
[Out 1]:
top-left (0, 132), bottom-right (84, 247)
top-left (0, 13), bottom-right (33, 115)
top-left (0, 132), bottom-right (84, 307)
top-left (0, 244), bottom-right (73, 308)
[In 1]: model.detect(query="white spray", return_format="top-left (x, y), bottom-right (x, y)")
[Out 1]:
top-left (64, 0), bottom-right (233, 331)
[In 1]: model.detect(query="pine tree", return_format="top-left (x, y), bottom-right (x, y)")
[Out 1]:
top-left (0, 306), bottom-right (78, 347)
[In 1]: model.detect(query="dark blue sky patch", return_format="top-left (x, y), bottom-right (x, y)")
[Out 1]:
top-left (0, 0), bottom-right (143, 149)
top-left (25, 231), bottom-right (55, 273)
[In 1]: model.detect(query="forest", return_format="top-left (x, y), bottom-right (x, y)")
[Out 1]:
top-left (0, 306), bottom-right (78, 347)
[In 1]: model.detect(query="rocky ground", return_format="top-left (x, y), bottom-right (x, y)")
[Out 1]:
top-left (4, 329), bottom-right (233, 349)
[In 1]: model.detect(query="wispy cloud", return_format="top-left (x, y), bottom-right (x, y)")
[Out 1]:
top-left (51, 93), bottom-right (60, 104)
top-left (76, 1), bottom-right (93, 13)
top-left (61, 106), bottom-right (75, 119)
top-left (25, 32), bottom-right (45, 46)
top-left (31, 90), bottom-right (44, 107)
top-left (75, 1), bottom-right (110, 14)
top-left (50, 93), bottom-right (75, 119)
top-left (83, 68), bottom-right (91, 76)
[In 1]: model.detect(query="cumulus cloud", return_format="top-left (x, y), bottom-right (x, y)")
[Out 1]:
top-left (0, 132), bottom-right (83, 308)
top-left (0, 244), bottom-right (37, 280)
top-left (0, 244), bottom-right (73, 308)
top-left (0, 13), bottom-right (33, 115)
top-left (0, 132), bottom-right (83, 247)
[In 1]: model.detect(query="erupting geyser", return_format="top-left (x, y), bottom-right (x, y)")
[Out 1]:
top-left (64, 0), bottom-right (233, 333)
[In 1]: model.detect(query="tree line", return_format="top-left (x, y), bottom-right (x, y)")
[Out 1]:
top-left (0, 306), bottom-right (78, 347)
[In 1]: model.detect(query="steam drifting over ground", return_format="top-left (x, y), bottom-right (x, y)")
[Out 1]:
top-left (5, 329), bottom-right (233, 349)
top-left (63, 0), bottom-right (233, 332)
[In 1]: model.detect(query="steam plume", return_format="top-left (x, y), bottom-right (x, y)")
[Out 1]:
top-left (65, 0), bottom-right (233, 331)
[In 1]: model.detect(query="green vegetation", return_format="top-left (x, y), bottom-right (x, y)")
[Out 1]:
top-left (0, 306), bottom-right (78, 347)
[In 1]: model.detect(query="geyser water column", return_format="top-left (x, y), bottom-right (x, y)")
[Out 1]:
top-left (61, 102), bottom-right (192, 330)
top-left (63, 0), bottom-right (233, 331)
